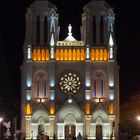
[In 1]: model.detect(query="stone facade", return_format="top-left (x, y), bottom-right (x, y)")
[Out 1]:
top-left (21, 0), bottom-right (119, 139)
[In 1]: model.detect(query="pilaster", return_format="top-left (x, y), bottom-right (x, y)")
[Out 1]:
top-left (85, 115), bottom-right (91, 139)
top-left (49, 116), bottom-right (55, 139)
top-left (25, 115), bottom-right (32, 139)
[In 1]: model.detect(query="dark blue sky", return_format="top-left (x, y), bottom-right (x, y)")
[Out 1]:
top-left (0, 0), bottom-right (140, 104)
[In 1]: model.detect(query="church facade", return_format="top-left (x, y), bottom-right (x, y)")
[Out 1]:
top-left (21, 0), bottom-right (119, 139)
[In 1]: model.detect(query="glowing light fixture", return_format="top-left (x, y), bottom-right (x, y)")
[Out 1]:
top-left (109, 103), bottom-right (114, 115)
top-left (109, 80), bottom-right (114, 87)
top-left (50, 95), bottom-right (55, 100)
top-left (27, 79), bottom-right (31, 87)
top-left (85, 103), bottom-right (90, 115)
top-left (50, 48), bottom-right (54, 59)
top-left (26, 104), bottom-right (32, 115)
top-left (50, 103), bottom-right (55, 115)
top-left (50, 34), bottom-right (55, 46)
top-left (50, 90), bottom-right (55, 100)
top-left (50, 80), bottom-right (55, 87)
top-left (26, 94), bottom-right (31, 101)
top-left (109, 34), bottom-right (114, 47)
top-left (86, 48), bottom-right (90, 59)
top-left (110, 47), bottom-right (113, 59)
top-left (86, 90), bottom-right (90, 100)
top-left (27, 47), bottom-right (31, 59)
top-left (137, 116), bottom-right (140, 121)
top-left (109, 93), bottom-right (114, 100)
top-left (0, 117), bottom-right (3, 123)
top-left (68, 99), bottom-right (72, 103)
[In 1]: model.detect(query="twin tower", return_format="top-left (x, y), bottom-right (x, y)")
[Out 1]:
top-left (21, 0), bottom-right (119, 139)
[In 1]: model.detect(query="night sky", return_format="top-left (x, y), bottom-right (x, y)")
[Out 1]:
top-left (0, 0), bottom-right (140, 113)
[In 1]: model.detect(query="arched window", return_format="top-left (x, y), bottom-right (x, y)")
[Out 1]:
top-left (44, 16), bottom-right (48, 44)
top-left (36, 16), bottom-right (40, 44)
top-left (41, 49), bottom-right (45, 61)
top-left (43, 81), bottom-right (47, 97)
top-left (91, 71), bottom-right (108, 98)
top-left (100, 15), bottom-right (104, 44)
top-left (45, 49), bottom-right (49, 60)
top-left (36, 81), bottom-right (39, 97)
top-left (77, 49), bottom-right (80, 61)
top-left (92, 16), bottom-right (96, 44)
top-left (60, 49), bottom-right (64, 60)
top-left (94, 80), bottom-right (97, 97)
top-left (68, 49), bottom-right (72, 61)
top-left (64, 49), bottom-right (68, 61)
top-left (73, 49), bottom-right (76, 61)
top-left (55, 49), bottom-right (60, 60)
top-left (81, 49), bottom-right (85, 60)
top-left (33, 71), bottom-right (49, 99)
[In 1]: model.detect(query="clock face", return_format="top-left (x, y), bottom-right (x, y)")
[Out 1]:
top-left (59, 72), bottom-right (81, 94)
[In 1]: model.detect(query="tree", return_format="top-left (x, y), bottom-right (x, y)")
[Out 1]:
top-left (120, 92), bottom-right (140, 138)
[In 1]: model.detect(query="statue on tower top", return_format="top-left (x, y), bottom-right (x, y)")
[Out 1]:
top-left (68, 24), bottom-right (72, 36)
top-left (50, 13), bottom-right (55, 32)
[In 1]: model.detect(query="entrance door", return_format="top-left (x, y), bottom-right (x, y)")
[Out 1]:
top-left (96, 125), bottom-right (102, 140)
top-left (65, 125), bottom-right (76, 139)
top-left (38, 125), bottom-right (44, 136)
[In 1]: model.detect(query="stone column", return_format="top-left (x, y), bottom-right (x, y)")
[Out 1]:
top-left (57, 124), bottom-right (64, 139)
top-left (109, 115), bottom-right (115, 140)
top-left (49, 60), bottom-right (55, 100)
top-left (85, 115), bottom-right (91, 139)
top-left (49, 116), bottom-right (55, 139)
top-left (85, 60), bottom-right (91, 100)
top-left (25, 115), bottom-right (31, 139)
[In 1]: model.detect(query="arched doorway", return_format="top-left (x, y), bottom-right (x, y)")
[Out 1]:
top-left (31, 110), bottom-right (50, 139)
top-left (38, 124), bottom-right (45, 136)
top-left (96, 125), bottom-right (102, 140)
top-left (64, 113), bottom-right (76, 139)
top-left (91, 110), bottom-right (109, 139)
top-left (56, 105), bottom-right (83, 139)
top-left (65, 124), bottom-right (76, 139)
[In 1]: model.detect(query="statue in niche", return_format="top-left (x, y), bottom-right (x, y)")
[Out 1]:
top-left (50, 13), bottom-right (55, 32)
top-left (107, 13), bottom-right (115, 32)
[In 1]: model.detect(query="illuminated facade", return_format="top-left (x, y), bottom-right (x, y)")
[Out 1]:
top-left (21, 0), bottom-right (119, 139)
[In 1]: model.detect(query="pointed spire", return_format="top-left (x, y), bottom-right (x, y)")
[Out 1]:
top-left (109, 33), bottom-right (114, 47)
top-left (50, 34), bottom-right (55, 46)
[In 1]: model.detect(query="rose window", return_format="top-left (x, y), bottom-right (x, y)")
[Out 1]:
top-left (59, 72), bottom-right (81, 94)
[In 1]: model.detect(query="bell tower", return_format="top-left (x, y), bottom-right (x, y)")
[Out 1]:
top-left (82, 0), bottom-right (115, 47)
top-left (21, 0), bottom-right (59, 138)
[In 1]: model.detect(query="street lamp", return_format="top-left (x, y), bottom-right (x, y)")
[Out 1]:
top-left (0, 117), bottom-right (3, 139)
top-left (137, 116), bottom-right (140, 121)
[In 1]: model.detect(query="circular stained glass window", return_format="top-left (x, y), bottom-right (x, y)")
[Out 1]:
top-left (59, 72), bottom-right (81, 94)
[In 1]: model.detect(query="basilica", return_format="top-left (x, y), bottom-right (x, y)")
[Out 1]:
top-left (21, 0), bottom-right (119, 139)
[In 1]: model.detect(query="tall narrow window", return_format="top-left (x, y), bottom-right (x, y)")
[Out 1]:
top-left (94, 80), bottom-right (96, 96)
top-left (44, 16), bottom-right (48, 44)
top-left (101, 80), bottom-right (104, 96)
top-left (93, 16), bottom-right (96, 44)
top-left (36, 81), bottom-right (39, 97)
top-left (36, 16), bottom-right (40, 44)
top-left (100, 16), bottom-right (104, 44)
top-left (44, 81), bottom-right (47, 97)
